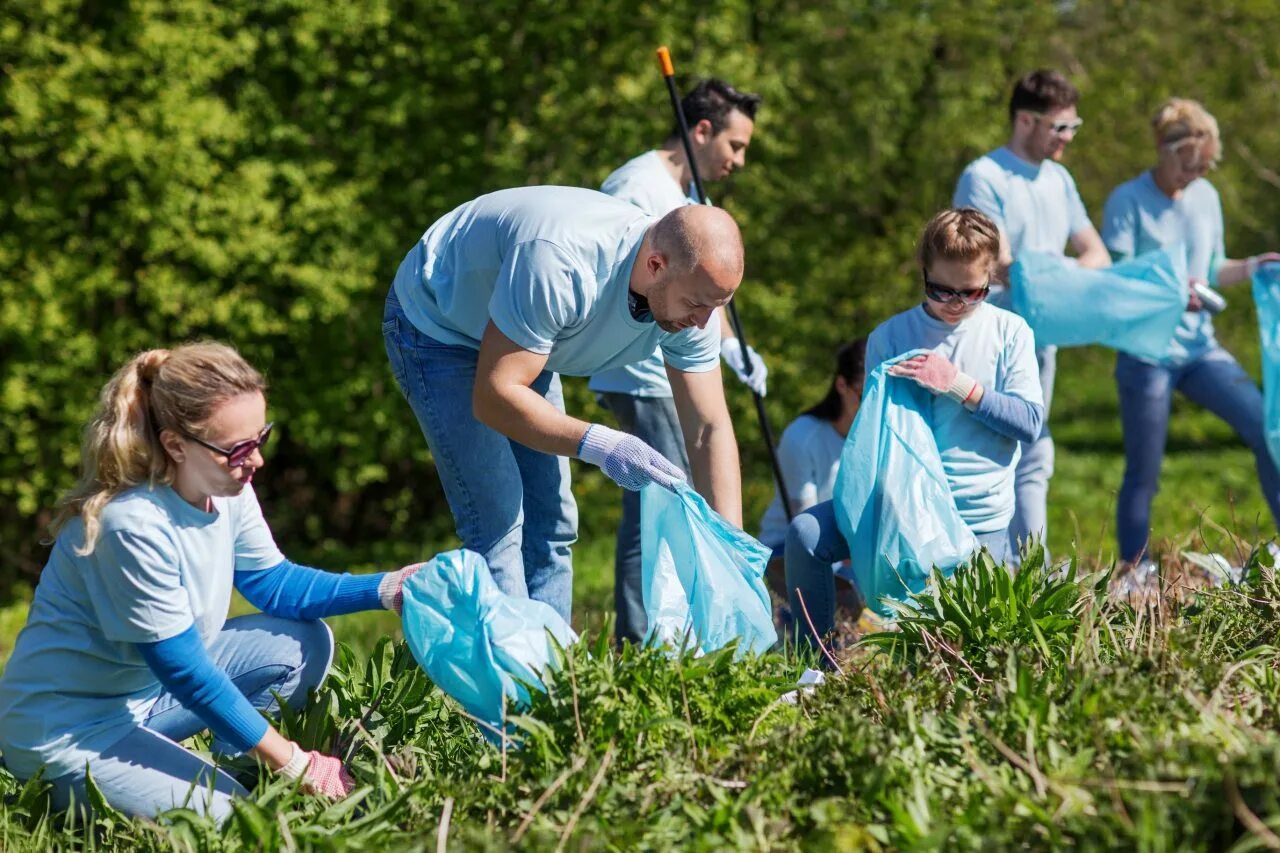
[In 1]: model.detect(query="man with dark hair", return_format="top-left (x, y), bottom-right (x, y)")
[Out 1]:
top-left (952, 68), bottom-right (1110, 562)
top-left (590, 77), bottom-right (764, 644)
top-left (384, 187), bottom-right (746, 624)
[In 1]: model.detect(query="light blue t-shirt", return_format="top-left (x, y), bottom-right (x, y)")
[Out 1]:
top-left (392, 186), bottom-right (720, 378)
top-left (758, 414), bottom-right (846, 549)
top-left (590, 151), bottom-right (700, 398)
top-left (1102, 171), bottom-right (1224, 366)
top-left (865, 303), bottom-right (1043, 533)
top-left (953, 146), bottom-right (1092, 313)
top-left (0, 485), bottom-right (283, 779)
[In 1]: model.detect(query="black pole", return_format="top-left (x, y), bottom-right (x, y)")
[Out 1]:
top-left (656, 46), bottom-right (794, 521)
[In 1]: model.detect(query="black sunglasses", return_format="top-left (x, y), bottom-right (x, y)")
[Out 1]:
top-left (922, 270), bottom-right (990, 306)
top-left (183, 423), bottom-right (274, 468)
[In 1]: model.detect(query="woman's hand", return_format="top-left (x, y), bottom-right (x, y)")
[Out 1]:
top-left (378, 563), bottom-right (424, 614)
top-left (888, 353), bottom-right (957, 393)
top-left (889, 353), bottom-right (983, 409)
top-left (275, 740), bottom-right (356, 800)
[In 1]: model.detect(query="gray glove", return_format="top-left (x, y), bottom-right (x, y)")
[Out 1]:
top-left (577, 424), bottom-right (686, 491)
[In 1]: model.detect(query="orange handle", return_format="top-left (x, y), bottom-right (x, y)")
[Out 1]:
top-left (656, 46), bottom-right (674, 77)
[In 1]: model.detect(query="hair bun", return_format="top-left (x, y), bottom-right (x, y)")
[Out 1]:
top-left (134, 349), bottom-right (171, 385)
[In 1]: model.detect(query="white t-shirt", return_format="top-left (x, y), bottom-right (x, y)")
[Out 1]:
top-left (865, 303), bottom-right (1042, 532)
top-left (757, 414), bottom-right (846, 549)
top-left (0, 484), bottom-right (283, 779)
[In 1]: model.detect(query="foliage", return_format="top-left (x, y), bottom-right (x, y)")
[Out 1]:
top-left (5, 0), bottom-right (1280, 584)
top-left (3, 543), bottom-right (1280, 847)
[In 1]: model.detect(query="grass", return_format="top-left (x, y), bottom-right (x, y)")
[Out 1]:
top-left (7, 544), bottom-right (1280, 849)
top-left (1, 312), bottom-right (1277, 848)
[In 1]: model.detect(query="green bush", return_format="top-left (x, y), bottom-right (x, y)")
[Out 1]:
top-left (4, 0), bottom-right (1280, 586)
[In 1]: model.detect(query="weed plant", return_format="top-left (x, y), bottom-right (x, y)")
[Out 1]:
top-left (6, 543), bottom-right (1280, 849)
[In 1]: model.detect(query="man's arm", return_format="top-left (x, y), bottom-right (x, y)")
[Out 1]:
top-left (473, 321), bottom-right (590, 456)
top-left (667, 362), bottom-right (743, 527)
top-left (1069, 226), bottom-right (1111, 269)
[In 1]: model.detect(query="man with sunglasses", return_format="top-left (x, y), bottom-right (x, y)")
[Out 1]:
top-left (383, 186), bottom-right (745, 624)
top-left (952, 68), bottom-right (1110, 562)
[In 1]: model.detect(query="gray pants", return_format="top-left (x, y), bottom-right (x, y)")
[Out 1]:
top-left (1009, 346), bottom-right (1056, 562)
top-left (597, 393), bottom-right (691, 644)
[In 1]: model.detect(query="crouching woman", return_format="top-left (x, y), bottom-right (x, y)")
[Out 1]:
top-left (785, 208), bottom-right (1044, 646)
top-left (0, 342), bottom-right (418, 822)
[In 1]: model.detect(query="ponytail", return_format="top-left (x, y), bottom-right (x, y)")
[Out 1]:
top-left (50, 342), bottom-right (266, 554)
top-left (803, 338), bottom-right (867, 422)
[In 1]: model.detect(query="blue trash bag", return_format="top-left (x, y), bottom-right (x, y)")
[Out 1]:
top-left (833, 350), bottom-right (979, 616)
top-left (1010, 246), bottom-right (1189, 361)
top-left (1254, 262), bottom-right (1280, 468)
top-left (400, 549), bottom-right (577, 738)
top-left (640, 482), bottom-right (777, 656)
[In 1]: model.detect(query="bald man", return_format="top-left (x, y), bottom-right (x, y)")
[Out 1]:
top-left (383, 186), bottom-right (744, 621)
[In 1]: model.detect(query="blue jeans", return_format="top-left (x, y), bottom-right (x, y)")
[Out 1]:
top-left (382, 289), bottom-right (576, 621)
top-left (1009, 346), bottom-right (1055, 561)
top-left (597, 393), bottom-right (691, 644)
top-left (1115, 348), bottom-right (1280, 562)
top-left (784, 500), bottom-right (1009, 645)
top-left (45, 614), bottom-right (333, 823)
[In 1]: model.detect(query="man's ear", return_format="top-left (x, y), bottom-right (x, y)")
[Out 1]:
top-left (691, 118), bottom-right (714, 145)
top-left (646, 249), bottom-right (668, 278)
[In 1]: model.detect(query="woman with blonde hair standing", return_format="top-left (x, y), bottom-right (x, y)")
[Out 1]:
top-left (0, 342), bottom-right (419, 821)
top-left (1101, 98), bottom-right (1280, 567)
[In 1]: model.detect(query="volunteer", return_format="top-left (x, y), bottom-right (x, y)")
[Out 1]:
top-left (594, 77), bottom-right (766, 643)
top-left (0, 342), bottom-right (419, 821)
top-left (384, 187), bottom-right (745, 623)
top-left (1101, 97), bottom-right (1280, 566)
top-left (785, 209), bottom-right (1043, 645)
top-left (953, 69), bottom-right (1109, 558)
top-left (758, 339), bottom-right (866, 608)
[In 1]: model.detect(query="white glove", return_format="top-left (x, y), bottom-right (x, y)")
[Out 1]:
top-left (720, 337), bottom-right (768, 396)
top-left (577, 424), bottom-right (686, 491)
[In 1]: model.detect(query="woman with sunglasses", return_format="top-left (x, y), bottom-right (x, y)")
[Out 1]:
top-left (0, 342), bottom-right (420, 821)
top-left (785, 209), bottom-right (1043, 647)
top-left (1102, 98), bottom-right (1280, 570)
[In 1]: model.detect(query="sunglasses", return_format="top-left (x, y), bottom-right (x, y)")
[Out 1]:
top-left (923, 271), bottom-right (990, 306)
top-left (183, 423), bottom-right (274, 468)
top-left (1023, 111), bottom-right (1084, 136)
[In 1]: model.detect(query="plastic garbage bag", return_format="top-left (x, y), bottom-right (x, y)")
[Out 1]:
top-left (833, 350), bottom-right (979, 616)
top-left (640, 482), bottom-right (777, 656)
top-left (401, 549), bottom-right (576, 737)
top-left (1253, 262), bottom-right (1280, 468)
top-left (1010, 247), bottom-right (1189, 361)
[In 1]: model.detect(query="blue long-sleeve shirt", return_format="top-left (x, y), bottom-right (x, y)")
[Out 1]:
top-left (137, 560), bottom-right (386, 753)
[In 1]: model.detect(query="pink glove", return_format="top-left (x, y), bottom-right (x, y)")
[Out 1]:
top-left (889, 353), bottom-right (980, 408)
top-left (302, 751), bottom-right (356, 799)
top-left (276, 742), bottom-right (355, 800)
top-left (378, 563), bottom-right (423, 614)
top-left (1187, 277), bottom-right (1205, 312)
top-left (890, 353), bottom-right (956, 392)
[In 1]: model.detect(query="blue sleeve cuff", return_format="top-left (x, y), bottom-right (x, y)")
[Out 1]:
top-left (973, 388), bottom-right (1044, 444)
top-left (234, 560), bottom-right (385, 620)
top-left (138, 627), bottom-right (268, 754)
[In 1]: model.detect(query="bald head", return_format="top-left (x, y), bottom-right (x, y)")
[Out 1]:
top-left (650, 205), bottom-right (744, 287)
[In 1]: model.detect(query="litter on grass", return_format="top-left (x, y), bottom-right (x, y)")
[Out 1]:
top-left (400, 548), bottom-right (576, 740)
top-left (641, 482), bottom-right (777, 657)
